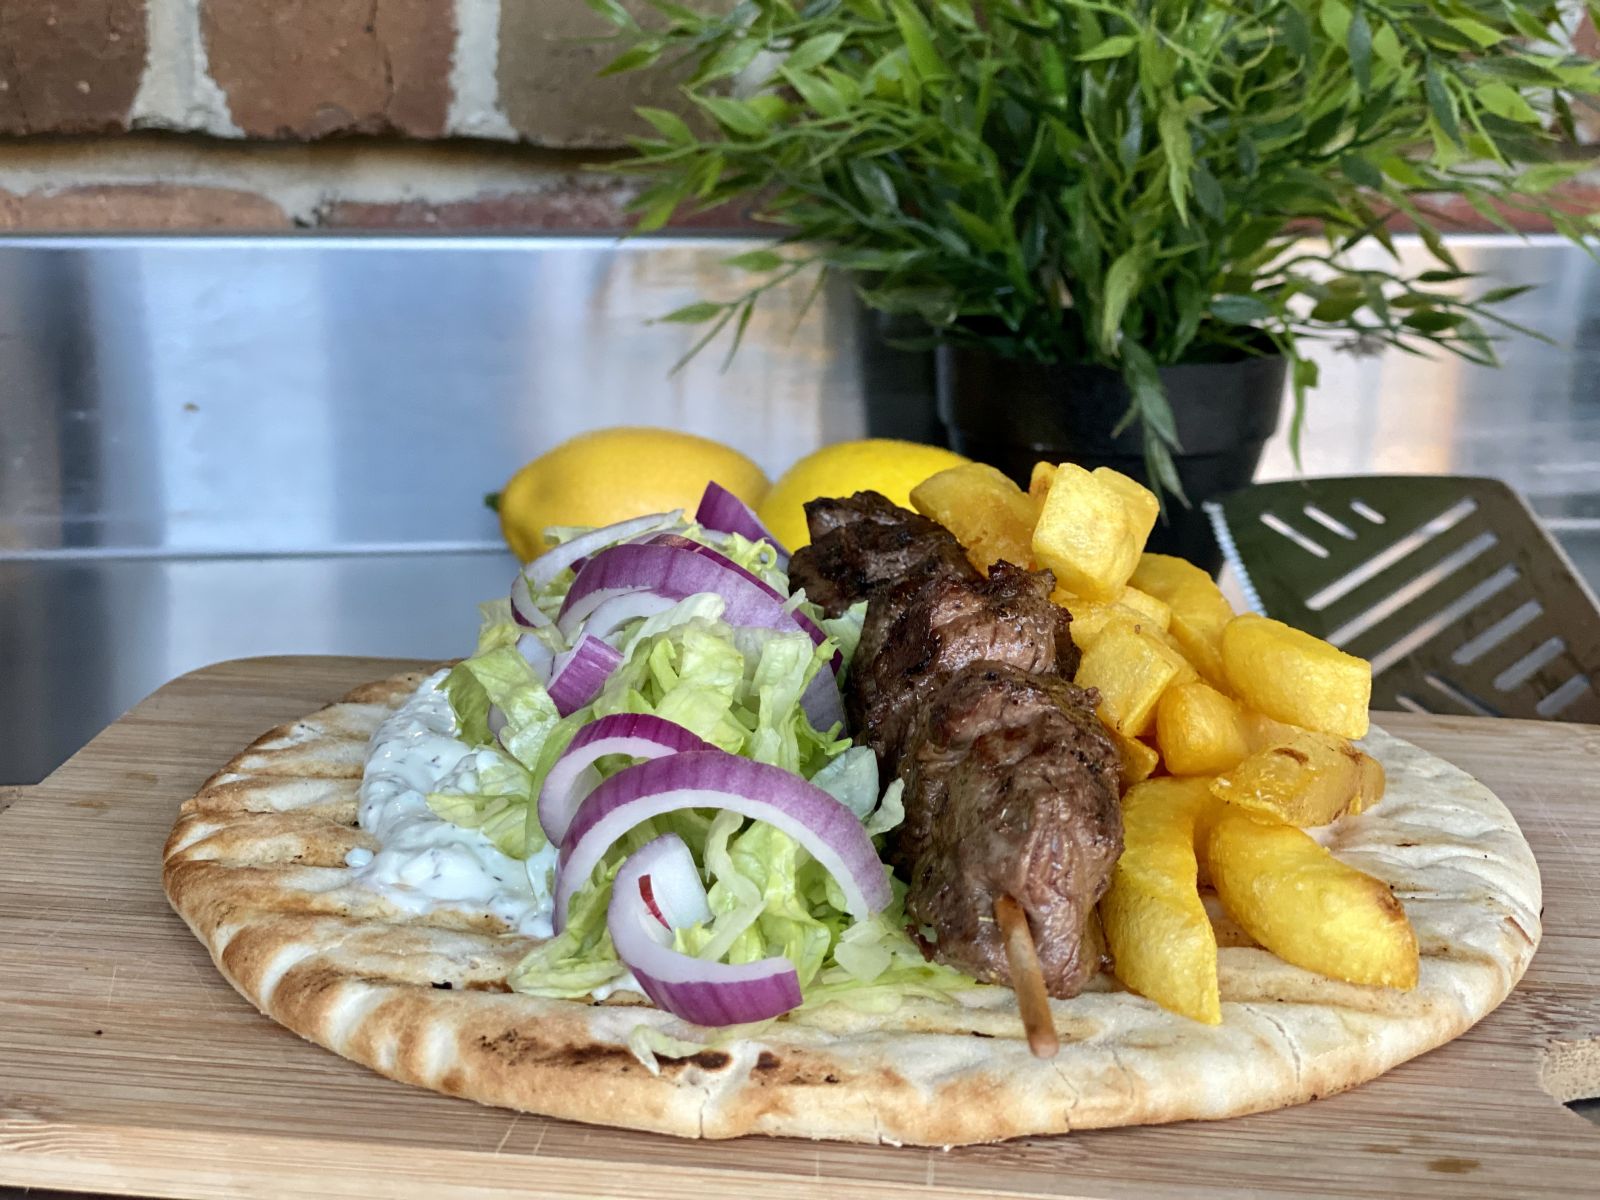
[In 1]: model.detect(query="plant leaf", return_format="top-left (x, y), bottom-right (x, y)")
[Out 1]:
top-left (723, 249), bottom-right (786, 272)
top-left (1078, 36), bottom-right (1139, 62)
top-left (849, 160), bottom-right (899, 212)
top-left (635, 106), bottom-right (692, 143)
top-left (658, 301), bottom-right (727, 324)
top-left (786, 32), bottom-right (846, 73)
top-left (1425, 64), bottom-right (1462, 145)
top-left (1099, 251), bottom-right (1142, 352)
top-left (1347, 10), bottom-right (1372, 93)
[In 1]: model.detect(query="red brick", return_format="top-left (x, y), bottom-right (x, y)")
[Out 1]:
top-left (0, 184), bottom-right (289, 231)
top-left (498, 0), bottom-right (699, 148)
top-left (201, 0), bottom-right (451, 138)
top-left (0, 1), bottom-right (147, 134)
top-left (317, 180), bottom-right (767, 232)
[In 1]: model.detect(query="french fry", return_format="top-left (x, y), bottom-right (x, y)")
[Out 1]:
top-left (1076, 624), bottom-right (1195, 736)
top-left (1028, 462), bottom-right (1056, 518)
top-left (1353, 751), bottom-right (1386, 814)
top-left (1090, 467), bottom-right (1160, 548)
top-left (1207, 805), bottom-right (1419, 990)
top-left (1118, 585), bottom-right (1172, 631)
top-left (911, 463), bottom-right (1035, 574)
top-left (1099, 777), bottom-right (1221, 1023)
top-left (1129, 553), bottom-right (1234, 691)
top-left (1156, 681), bottom-right (1251, 776)
top-left (1031, 464), bottom-right (1150, 602)
top-left (1210, 726), bottom-right (1366, 827)
top-left (1109, 728), bottom-right (1161, 790)
top-left (1222, 614), bottom-right (1372, 739)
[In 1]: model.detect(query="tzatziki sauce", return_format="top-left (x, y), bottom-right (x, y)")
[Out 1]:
top-left (349, 670), bottom-right (557, 937)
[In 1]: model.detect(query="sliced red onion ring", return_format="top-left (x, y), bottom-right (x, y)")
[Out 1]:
top-left (509, 572), bottom-right (553, 630)
top-left (556, 541), bottom-right (844, 730)
top-left (609, 834), bottom-right (802, 1026)
top-left (547, 634), bottom-right (624, 717)
top-left (647, 534), bottom-right (829, 659)
top-left (516, 631), bottom-right (556, 684)
top-left (525, 510), bottom-right (683, 585)
top-left (578, 591), bottom-right (680, 643)
top-left (695, 481), bottom-right (789, 560)
top-left (539, 713), bottom-right (713, 845)
top-left (554, 750), bottom-right (890, 933)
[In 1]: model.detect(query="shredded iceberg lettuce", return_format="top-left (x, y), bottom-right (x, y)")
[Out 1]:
top-left (432, 518), bottom-right (982, 1024)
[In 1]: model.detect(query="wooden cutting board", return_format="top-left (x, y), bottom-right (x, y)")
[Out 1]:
top-left (2, 656), bottom-right (1597, 1200)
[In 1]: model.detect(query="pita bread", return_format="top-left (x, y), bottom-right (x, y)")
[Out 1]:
top-left (162, 669), bottom-right (1541, 1146)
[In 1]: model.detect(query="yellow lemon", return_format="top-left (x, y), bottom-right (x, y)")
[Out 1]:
top-left (497, 427), bottom-right (769, 562)
top-left (758, 439), bottom-right (970, 551)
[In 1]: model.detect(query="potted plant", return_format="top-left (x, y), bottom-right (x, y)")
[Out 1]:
top-left (589, 0), bottom-right (1600, 563)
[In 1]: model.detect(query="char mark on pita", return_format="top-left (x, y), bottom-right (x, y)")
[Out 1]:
top-left (789, 491), bottom-right (1120, 998)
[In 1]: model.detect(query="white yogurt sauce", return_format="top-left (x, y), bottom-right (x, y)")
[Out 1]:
top-left (349, 669), bottom-right (557, 937)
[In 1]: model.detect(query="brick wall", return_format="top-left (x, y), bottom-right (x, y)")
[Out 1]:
top-left (0, 0), bottom-right (1595, 233)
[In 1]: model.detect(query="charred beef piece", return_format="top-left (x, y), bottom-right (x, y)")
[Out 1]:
top-left (897, 663), bottom-right (1121, 996)
top-left (791, 492), bottom-right (1121, 1000)
top-left (850, 560), bottom-right (1079, 779)
top-left (788, 491), bottom-right (977, 618)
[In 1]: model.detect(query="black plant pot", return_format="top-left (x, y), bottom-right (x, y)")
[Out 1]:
top-left (937, 347), bottom-right (1288, 574)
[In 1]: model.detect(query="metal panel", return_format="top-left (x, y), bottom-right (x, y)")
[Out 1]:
top-left (2, 233), bottom-right (1597, 783)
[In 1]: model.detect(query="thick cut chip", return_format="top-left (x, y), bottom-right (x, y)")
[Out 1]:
top-left (1156, 681), bottom-right (1251, 776)
top-left (1076, 625), bottom-right (1195, 736)
top-left (1222, 614), bottom-right (1372, 739)
top-left (1210, 725), bottom-right (1365, 827)
top-left (1031, 465), bottom-right (1149, 602)
top-left (1028, 462), bottom-right (1056, 518)
top-left (1109, 728), bottom-right (1161, 790)
top-left (1129, 553), bottom-right (1234, 691)
top-left (1091, 467), bottom-right (1160, 546)
top-left (1118, 585), bottom-right (1172, 631)
top-left (910, 463), bottom-right (1036, 574)
top-left (1052, 591), bottom-right (1171, 654)
top-left (1207, 806), bottom-right (1419, 990)
top-left (1099, 777), bottom-right (1220, 1023)
top-left (1354, 751), bottom-right (1386, 814)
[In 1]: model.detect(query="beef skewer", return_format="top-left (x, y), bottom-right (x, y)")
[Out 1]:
top-left (791, 492), bottom-right (1124, 1056)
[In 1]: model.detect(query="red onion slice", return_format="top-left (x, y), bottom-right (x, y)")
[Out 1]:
top-left (555, 542), bottom-right (845, 731)
top-left (554, 750), bottom-right (891, 933)
top-left (509, 572), bottom-right (553, 630)
top-left (515, 632), bottom-right (556, 684)
top-left (525, 511), bottom-right (684, 584)
top-left (575, 591), bottom-right (680, 643)
top-left (546, 634), bottom-right (625, 717)
top-left (694, 481), bottom-right (789, 560)
top-left (609, 834), bottom-right (802, 1026)
top-left (538, 713), bottom-right (714, 845)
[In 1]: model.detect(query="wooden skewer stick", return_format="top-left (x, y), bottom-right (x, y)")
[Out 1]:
top-left (995, 893), bottom-right (1059, 1060)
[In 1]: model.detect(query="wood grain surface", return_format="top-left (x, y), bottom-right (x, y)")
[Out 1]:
top-left (1, 655), bottom-right (1596, 1200)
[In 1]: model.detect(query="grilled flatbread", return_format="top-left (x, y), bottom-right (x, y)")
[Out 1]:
top-left (163, 669), bottom-right (1541, 1145)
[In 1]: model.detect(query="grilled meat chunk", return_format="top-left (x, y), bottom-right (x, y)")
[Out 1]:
top-left (788, 491), bottom-right (977, 618)
top-left (851, 560), bottom-right (1079, 777)
top-left (898, 663), bottom-right (1121, 996)
top-left (792, 491), bottom-right (1121, 1000)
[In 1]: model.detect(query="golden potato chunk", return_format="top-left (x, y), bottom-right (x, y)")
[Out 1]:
top-left (1109, 728), bottom-right (1161, 790)
top-left (1028, 462), bottom-right (1056, 518)
top-left (1100, 777), bottom-right (1221, 1023)
top-left (1090, 467), bottom-right (1160, 544)
top-left (1222, 614), bottom-right (1372, 739)
top-left (1118, 585), bottom-right (1172, 631)
top-left (1210, 726), bottom-right (1365, 827)
top-left (1156, 681), bottom-right (1251, 776)
top-left (910, 463), bottom-right (1035, 575)
top-left (1129, 553), bottom-right (1234, 691)
top-left (1353, 751), bottom-right (1386, 814)
top-left (1052, 592), bottom-right (1171, 654)
top-left (1031, 464), bottom-right (1150, 601)
top-left (1207, 806), bottom-right (1418, 989)
top-left (1076, 624), bottom-right (1194, 736)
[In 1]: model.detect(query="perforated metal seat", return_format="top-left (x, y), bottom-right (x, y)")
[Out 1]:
top-left (1205, 476), bottom-right (1600, 722)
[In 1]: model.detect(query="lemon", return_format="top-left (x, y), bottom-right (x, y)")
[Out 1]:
top-left (758, 439), bottom-right (970, 551)
top-left (497, 427), bottom-right (769, 562)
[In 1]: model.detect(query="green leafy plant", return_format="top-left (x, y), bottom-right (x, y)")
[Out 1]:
top-left (591, 0), bottom-right (1600, 494)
